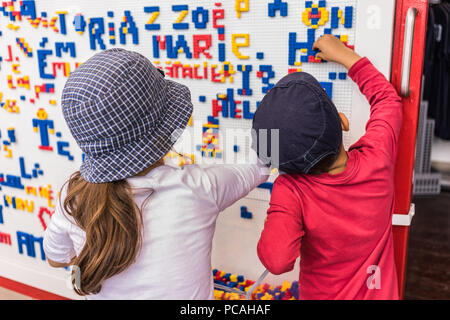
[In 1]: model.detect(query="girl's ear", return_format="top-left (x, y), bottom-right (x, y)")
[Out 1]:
top-left (339, 112), bottom-right (350, 132)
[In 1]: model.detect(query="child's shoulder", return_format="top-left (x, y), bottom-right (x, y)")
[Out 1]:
top-left (273, 173), bottom-right (305, 193)
top-left (269, 174), bottom-right (305, 209)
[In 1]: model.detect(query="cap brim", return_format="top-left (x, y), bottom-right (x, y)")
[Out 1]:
top-left (80, 80), bottom-right (193, 183)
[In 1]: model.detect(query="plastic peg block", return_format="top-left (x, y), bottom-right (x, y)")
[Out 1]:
top-left (193, 34), bottom-right (212, 59)
top-left (240, 206), bottom-right (252, 219)
top-left (258, 182), bottom-right (273, 193)
top-left (231, 34), bottom-right (249, 59)
top-left (212, 4), bottom-right (225, 30)
top-left (73, 14), bottom-right (86, 34)
top-left (331, 7), bottom-right (339, 29)
top-left (17, 231), bottom-right (34, 257)
top-left (57, 141), bottom-right (74, 161)
top-left (237, 64), bottom-right (252, 96)
top-left (7, 128), bottom-right (16, 143)
top-left (55, 42), bottom-right (76, 57)
top-left (207, 116), bottom-right (219, 125)
top-left (39, 37), bottom-right (48, 48)
top-left (167, 35), bottom-right (192, 59)
top-left (55, 11), bottom-right (68, 35)
top-left (32, 108), bottom-right (54, 151)
top-left (192, 7), bottom-right (209, 29)
top-left (338, 72), bottom-right (347, 80)
top-left (268, 0), bottom-right (288, 17)
top-left (288, 30), bottom-right (317, 65)
top-left (259, 65), bottom-right (275, 93)
top-left (172, 5), bottom-right (189, 30)
top-left (19, 157), bottom-right (32, 179)
top-left (0, 174), bottom-right (25, 190)
top-left (344, 6), bottom-right (353, 28)
top-left (16, 231), bottom-right (45, 260)
top-left (144, 6), bottom-right (160, 30)
top-left (319, 82), bottom-right (333, 99)
top-left (243, 101), bottom-right (256, 119)
top-left (20, 1), bottom-right (37, 19)
top-left (88, 17), bottom-right (106, 50)
top-left (119, 11), bottom-right (139, 45)
top-left (218, 43), bottom-right (226, 62)
top-left (235, 0), bottom-right (249, 18)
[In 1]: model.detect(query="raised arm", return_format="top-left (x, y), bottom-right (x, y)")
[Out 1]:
top-left (347, 57), bottom-right (403, 159)
top-left (313, 34), bottom-right (403, 159)
top-left (202, 150), bottom-right (270, 212)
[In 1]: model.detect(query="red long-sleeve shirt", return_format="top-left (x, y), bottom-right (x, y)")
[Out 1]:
top-left (257, 57), bottom-right (402, 300)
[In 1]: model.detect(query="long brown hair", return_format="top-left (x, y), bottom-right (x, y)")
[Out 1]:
top-left (62, 171), bottom-right (143, 296)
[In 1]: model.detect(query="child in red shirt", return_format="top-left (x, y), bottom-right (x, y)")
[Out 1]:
top-left (253, 35), bottom-right (402, 299)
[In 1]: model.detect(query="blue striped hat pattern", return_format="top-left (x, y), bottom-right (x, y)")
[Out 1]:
top-left (61, 48), bottom-right (193, 183)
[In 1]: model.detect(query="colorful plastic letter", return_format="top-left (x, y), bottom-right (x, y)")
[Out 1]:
top-left (232, 34), bottom-right (250, 59)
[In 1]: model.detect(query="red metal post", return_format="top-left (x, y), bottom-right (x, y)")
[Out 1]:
top-left (390, 0), bottom-right (429, 299)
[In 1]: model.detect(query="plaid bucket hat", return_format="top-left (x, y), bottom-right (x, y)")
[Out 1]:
top-left (61, 48), bottom-right (193, 183)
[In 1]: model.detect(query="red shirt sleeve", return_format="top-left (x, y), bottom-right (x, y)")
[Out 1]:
top-left (257, 175), bottom-right (304, 275)
top-left (348, 57), bottom-right (403, 161)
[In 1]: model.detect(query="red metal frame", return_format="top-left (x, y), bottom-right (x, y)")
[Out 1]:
top-left (390, 0), bottom-right (429, 299)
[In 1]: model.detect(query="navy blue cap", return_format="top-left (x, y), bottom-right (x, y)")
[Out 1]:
top-left (252, 71), bottom-right (342, 174)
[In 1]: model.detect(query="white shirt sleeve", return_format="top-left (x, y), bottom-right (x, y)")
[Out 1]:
top-left (43, 188), bottom-right (77, 264)
top-left (201, 150), bottom-right (270, 212)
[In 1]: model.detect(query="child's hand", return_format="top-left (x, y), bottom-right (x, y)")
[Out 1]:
top-left (313, 34), bottom-right (361, 70)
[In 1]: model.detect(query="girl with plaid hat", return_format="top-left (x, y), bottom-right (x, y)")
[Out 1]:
top-left (43, 49), bottom-right (269, 299)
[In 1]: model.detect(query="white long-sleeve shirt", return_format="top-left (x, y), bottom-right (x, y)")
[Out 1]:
top-left (43, 161), bottom-right (269, 300)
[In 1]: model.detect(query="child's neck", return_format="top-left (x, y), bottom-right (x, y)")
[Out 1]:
top-left (327, 145), bottom-right (348, 175)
